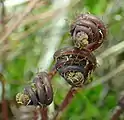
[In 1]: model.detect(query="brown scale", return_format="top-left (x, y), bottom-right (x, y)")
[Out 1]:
top-left (16, 72), bottom-right (53, 106)
top-left (70, 13), bottom-right (107, 51)
top-left (54, 47), bottom-right (96, 87)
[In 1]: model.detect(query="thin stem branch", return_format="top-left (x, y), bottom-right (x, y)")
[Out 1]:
top-left (0, 0), bottom-right (5, 33)
top-left (4, 0), bottom-right (30, 7)
top-left (111, 106), bottom-right (123, 120)
top-left (0, 73), bottom-right (8, 120)
top-left (40, 107), bottom-right (48, 120)
top-left (34, 109), bottom-right (38, 120)
top-left (48, 66), bottom-right (57, 79)
top-left (53, 87), bottom-right (79, 120)
top-left (0, 0), bottom-right (40, 45)
top-left (0, 0), bottom-right (5, 23)
top-left (5, 1), bottom-right (48, 28)
top-left (9, 9), bottom-right (59, 41)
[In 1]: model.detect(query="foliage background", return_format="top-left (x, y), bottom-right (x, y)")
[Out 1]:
top-left (0, 0), bottom-right (124, 119)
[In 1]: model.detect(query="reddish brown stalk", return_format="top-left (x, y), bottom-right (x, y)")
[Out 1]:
top-left (86, 41), bottom-right (103, 52)
top-left (34, 109), bottom-right (38, 120)
top-left (48, 66), bottom-right (57, 79)
top-left (2, 100), bottom-right (8, 120)
top-left (111, 106), bottom-right (123, 120)
top-left (53, 87), bottom-right (79, 120)
top-left (59, 87), bottom-right (78, 111)
top-left (0, 73), bottom-right (8, 120)
top-left (40, 107), bottom-right (48, 120)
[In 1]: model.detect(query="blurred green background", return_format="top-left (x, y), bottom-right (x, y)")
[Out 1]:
top-left (0, 0), bottom-right (124, 119)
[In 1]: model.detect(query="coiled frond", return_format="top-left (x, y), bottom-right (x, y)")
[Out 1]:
top-left (70, 13), bottom-right (106, 51)
top-left (54, 47), bottom-right (96, 87)
top-left (16, 72), bottom-right (53, 106)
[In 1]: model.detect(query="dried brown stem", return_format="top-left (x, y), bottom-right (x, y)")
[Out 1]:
top-left (22, 8), bottom-right (58, 26)
top-left (8, 9), bottom-right (60, 41)
top-left (0, 0), bottom-right (5, 32)
top-left (0, 73), bottom-right (8, 120)
top-left (111, 106), bottom-right (123, 120)
top-left (0, 0), bottom-right (40, 45)
top-left (5, 1), bottom-right (48, 28)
